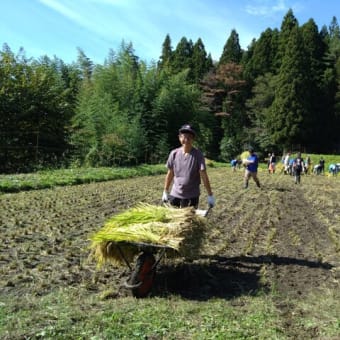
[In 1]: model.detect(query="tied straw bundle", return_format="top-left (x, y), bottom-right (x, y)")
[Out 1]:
top-left (90, 203), bottom-right (207, 267)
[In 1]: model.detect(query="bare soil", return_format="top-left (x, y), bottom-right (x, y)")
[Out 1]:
top-left (0, 168), bottom-right (339, 337)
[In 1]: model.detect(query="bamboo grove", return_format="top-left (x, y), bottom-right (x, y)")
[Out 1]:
top-left (1, 9), bottom-right (340, 173)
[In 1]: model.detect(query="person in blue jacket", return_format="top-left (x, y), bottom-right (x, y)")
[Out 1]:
top-left (231, 159), bottom-right (238, 171)
top-left (243, 146), bottom-right (261, 189)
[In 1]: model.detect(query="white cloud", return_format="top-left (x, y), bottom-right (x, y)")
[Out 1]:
top-left (39, 0), bottom-right (84, 23)
top-left (245, 0), bottom-right (288, 17)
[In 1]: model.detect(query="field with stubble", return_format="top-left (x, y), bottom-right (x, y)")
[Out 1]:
top-left (0, 167), bottom-right (339, 339)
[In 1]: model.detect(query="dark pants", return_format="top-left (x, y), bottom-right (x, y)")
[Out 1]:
top-left (169, 195), bottom-right (199, 208)
top-left (294, 169), bottom-right (302, 183)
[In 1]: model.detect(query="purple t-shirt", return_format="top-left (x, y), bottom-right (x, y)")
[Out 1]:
top-left (166, 147), bottom-right (206, 199)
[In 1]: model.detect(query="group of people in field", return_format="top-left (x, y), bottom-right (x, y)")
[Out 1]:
top-left (160, 123), bottom-right (339, 210)
top-left (282, 152), bottom-right (311, 178)
top-left (281, 152), bottom-right (307, 184)
top-left (232, 148), bottom-right (340, 189)
top-left (282, 153), bottom-right (340, 177)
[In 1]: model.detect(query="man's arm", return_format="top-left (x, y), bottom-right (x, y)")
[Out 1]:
top-left (200, 170), bottom-right (213, 196)
top-left (164, 168), bottom-right (174, 192)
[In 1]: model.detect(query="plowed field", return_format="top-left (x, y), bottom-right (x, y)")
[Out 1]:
top-left (1, 168), bottom-right (339, 338)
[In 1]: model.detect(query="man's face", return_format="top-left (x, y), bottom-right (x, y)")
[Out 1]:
top-left (179, 132), bottom-right (194, 145)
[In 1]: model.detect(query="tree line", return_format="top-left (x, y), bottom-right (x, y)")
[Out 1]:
top-left (1, 9), bottom-right (339, 173)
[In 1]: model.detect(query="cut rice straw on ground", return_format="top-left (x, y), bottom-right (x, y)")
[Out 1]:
top-left (90, 203), bottom-right (207, 267)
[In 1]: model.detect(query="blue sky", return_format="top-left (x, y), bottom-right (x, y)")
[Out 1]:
top-left (1, 0), bottom-right (339, 64)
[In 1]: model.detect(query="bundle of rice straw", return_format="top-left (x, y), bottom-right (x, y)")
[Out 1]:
top-left (90, 203), bottom-right (207, 267)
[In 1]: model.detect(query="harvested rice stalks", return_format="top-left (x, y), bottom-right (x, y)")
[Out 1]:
top-left (90, 203), bottom-right (207, 267)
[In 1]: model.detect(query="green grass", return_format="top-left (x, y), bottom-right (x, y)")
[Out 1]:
top-left (2, 286), bottom-right (338, 339)
top-left (0, 165), bottom-right (166, 193)
top-left (1, 154), bottom-right (339, 193)
top-left (0, 161), bottom-right (225, 193)
top-left (0, 287), bottom-right (285, 339)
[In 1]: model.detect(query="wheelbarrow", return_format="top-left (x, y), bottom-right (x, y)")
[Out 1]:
top-left (113, 207), bottom-right (212, 298)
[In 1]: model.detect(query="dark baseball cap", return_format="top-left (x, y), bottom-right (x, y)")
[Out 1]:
top-left (179, 124), bottom-right (196, 136)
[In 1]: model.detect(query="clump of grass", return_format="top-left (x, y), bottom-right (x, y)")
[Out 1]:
top-left (90, 203), bottom-right (207, 267)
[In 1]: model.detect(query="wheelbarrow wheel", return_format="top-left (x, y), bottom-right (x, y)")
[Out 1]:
top-left (129, 252), bottom-right (156, 298)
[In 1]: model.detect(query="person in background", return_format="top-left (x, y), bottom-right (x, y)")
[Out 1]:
top-left (231, 159), bottom-right (238, 172)
top-left (289, 158), bottom-right (295, 175)
top-left (329, 163), bottom-right (337, 176)
top-left (292, 152), bottom-right (304, 184)
top-left (267, 153), bottom-right (271, 174)
top-left (269, 152), bottom-right (276, 174)
top-left (305, 155), bottom-right (311, 175)
top-left (162, 124), bottom-right (215, 209)
top-left (319, 157), bottom-right (325, 174)
top-left (243, 146), bottom-right (261, 189)
top-left (283, 152), bottom-right (291, 174)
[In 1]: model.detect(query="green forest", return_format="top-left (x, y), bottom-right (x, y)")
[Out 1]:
top-left (1, 9), bottom-right (340, 173)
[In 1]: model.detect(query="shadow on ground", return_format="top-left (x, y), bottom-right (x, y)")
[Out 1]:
top-left (143, 254), bottom-right (334, 300)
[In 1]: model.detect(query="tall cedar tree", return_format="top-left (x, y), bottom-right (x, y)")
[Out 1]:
top-left (300, 19), bottom-right (327, 148)
top-left (276, 9), bottom-right (298, 68)
top-left (327, 17), bottom-right (340, 148)
top-left (244, 28), bottom-right (279, 80)
top-left (191, 38), bottom-right (213, 83)
top-left (219, 29), bottom-right (243, 64)
top-left (158, 34), bottom-right (172, 69)
top-left (245, 73), bottom-right (277, 151)
top-left (171, 37), bottom-right (194, 77)
top-left (268, 26), bottom-right (312, 148)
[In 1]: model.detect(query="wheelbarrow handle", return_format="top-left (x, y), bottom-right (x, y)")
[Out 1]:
top-left (195, 206), bottom-right (212, 217)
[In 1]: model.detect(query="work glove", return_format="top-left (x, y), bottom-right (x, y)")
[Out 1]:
top-left (162, 191), bottom-right (169, 202)
top-left (207, 195), bottom-right (215, 207)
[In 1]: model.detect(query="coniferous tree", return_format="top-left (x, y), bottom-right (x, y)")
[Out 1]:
top-left (191, 38), bottom-right (212, 83)
top-left (301, 19), bottom-right (327, 148)
top-left (326, 17), bottom-right (340, 149)
top-left (246, 72), bottom-right (277, 150)
top-left (276, 9), bottom-right (299, 67)
top-left (245, 28), bottom-right (279, 79)
top-left (268, 26), bottom-right (311, 149)
top-left (158, 34), bottom-right (173, 69)
top-left (206, 53), bottom-right (214, 69)
top-left (76, 48), bottom-right (94, 81)
top-left (219, 29), bottom-right (243, 64)
top-left (171, 37), bottom-right (193, 75)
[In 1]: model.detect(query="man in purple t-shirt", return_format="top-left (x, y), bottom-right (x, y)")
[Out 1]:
top-left (243, 146), bottom-right (261, 189)
top-left (162, 124), bottom-right (215, 208)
